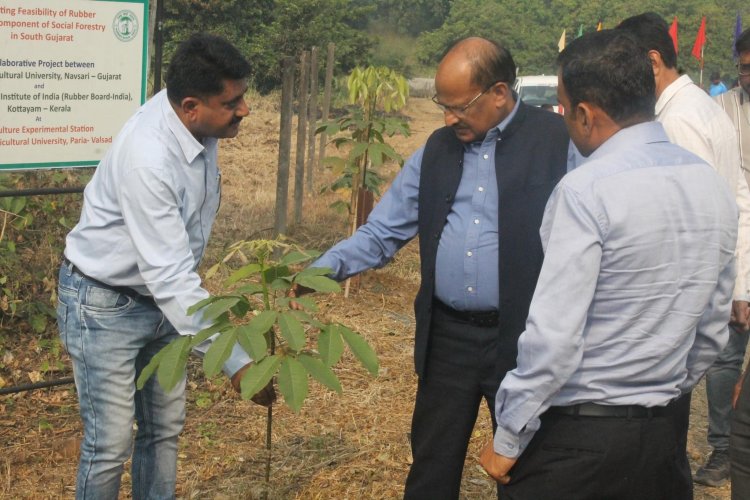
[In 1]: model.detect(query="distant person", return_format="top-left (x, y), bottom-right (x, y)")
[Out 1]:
top-left (479, 29), bottom-right (737, 499)
top-left (57, 34), bottom-right (273, 500)
top-left (725, 26), bottom-right (750, 500)
top-left (294, 36), bottom-right (573, 498)
top-left (711, 71), bottom-right (729, 96)
top-left (617, 12), bottom-right (750, 491)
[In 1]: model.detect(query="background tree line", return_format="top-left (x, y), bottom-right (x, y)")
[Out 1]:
top-left (162, 0), bottom-right (748, 89)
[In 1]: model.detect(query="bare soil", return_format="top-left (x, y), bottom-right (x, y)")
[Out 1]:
top-left (0, 96), bottom-right (731, 499)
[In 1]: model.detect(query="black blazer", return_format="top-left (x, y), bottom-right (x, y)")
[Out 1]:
top-left (413, 102), bottom-right (570, 378)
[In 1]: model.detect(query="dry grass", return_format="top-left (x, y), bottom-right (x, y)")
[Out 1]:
top-left (0, 95), bottom-right (732, 499)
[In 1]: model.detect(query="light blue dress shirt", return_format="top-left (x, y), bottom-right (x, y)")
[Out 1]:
top-left (315, 100), bottom-right (525, 311)
top-left (492, 121), bottom-right (738, 458)
top-left (64, 89), bottom-right (249, 375)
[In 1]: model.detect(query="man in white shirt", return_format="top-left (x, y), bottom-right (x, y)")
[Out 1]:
top-left (57, 34), bottom-right (272, 500)
top-left (618, 12), bottom-right (750, 490)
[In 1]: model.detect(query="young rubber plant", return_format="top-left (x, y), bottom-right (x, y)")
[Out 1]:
top-left (136, 238), bottom-right (379, 411)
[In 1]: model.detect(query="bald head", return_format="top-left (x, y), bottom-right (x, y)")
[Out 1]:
top-left (439, 37), bottom-right (516, 90)
top-left (433, 37), bottom-right (517, 143)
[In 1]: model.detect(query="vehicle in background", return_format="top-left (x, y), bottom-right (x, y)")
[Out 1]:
top-left (513, 75), bottom-right (562, 114)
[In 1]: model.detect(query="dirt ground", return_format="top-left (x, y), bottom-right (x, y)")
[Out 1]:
top-left (0, 95), bottom-right (733, 499)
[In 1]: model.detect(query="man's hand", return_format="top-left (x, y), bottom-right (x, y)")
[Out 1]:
top-left (479, 441), bottom-right (517, 485)
top-left (288, 283), bottom-right (314, 311)
top-left (731, 300), bottom-right (750, 331)
top-left (230, 363), bottom-right (276, 407)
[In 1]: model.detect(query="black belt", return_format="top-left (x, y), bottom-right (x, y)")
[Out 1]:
top-left (548, 401), bottom-right (673, 419)
top-left (433, 299), bottom-right (499, 328)
top-left (62, 257), bottom-right (156, 306)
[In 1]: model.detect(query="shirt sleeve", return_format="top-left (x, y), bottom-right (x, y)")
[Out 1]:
top-left (117, 165), bottom-right (250, 376)
top-left (493, 182), bottom-right (602, 458)
top-left (735, 169), bottom-right (750, 301)
top-left (313, 147), bottom-right (425, 279)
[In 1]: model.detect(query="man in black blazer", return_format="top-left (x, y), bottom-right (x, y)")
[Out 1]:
top-left (302, 37), bottom-right (571, 498)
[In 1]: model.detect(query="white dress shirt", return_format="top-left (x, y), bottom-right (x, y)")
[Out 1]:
top-left (65, 90), bottom-right (249, 375)
top-left (657, 74), bottom-right (750, 300)
top-left (493, 122), bottom-right (737, 459)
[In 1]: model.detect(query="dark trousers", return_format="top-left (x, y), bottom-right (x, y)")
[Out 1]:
top-left (500, 409), bottom-right (690, 500)
top-left (731, 370), bottom-right (750, 500)
top-left (404, 307), bottom-right (518, 500)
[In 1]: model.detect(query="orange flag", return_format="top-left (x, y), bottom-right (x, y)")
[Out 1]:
top-left (691, 16), bottom-right (706, 60)
top-left (668, 16), bottom-right (678, 54)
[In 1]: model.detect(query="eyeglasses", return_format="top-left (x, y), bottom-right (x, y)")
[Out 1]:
top-left (738, 63), bottom-right (750, 76)
top-left (432, 82), bottom-right (501, 116)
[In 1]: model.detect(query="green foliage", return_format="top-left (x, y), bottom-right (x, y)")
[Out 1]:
top-left (319, 66), bottom-right (410, 219)
top-left (0, 170), bottom-right (88, 333)
top-left (161, 0), bottom-right (373, 93)
top-left (417, 0), bottom-right (750, 82)
top-left (136, 239), bottom-right (379, 413)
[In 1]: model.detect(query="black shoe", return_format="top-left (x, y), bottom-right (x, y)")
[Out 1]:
top-left (694, 449), bottom-right (730, 487)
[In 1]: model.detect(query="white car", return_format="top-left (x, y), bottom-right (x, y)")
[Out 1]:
top-left (513, 75), bottom-right (562, 114)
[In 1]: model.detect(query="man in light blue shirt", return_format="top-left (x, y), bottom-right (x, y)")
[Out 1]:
top-left (57, 34), bottom-right (271, 500)
top-left (307, 37), bottom-right (573, 498)
top-left (479, 30), bottom-right (737, 498)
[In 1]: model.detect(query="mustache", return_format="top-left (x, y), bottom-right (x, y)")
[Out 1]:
top-left (230, 116), bottom-right (243, 125)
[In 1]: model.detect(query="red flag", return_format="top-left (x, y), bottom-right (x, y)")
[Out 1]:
top-left (691, 16), bottom-right (706, 61)
top-left (668, 16), bottom-right (678, 54)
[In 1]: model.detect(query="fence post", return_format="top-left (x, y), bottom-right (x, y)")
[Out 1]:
top-left (305, 46), bottom-right (319, 192)
top-left (293, 51), bottom-right (310, 225)
top-left (274, 57), bottom-right (295, 237)
top-left (317, 43), bottom-right (335, 172)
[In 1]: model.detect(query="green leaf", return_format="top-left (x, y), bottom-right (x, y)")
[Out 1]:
top-left (340, 326), bottom-right (379, 376)
top-left (201, 297), bottom-right (241, 320)
top-left (190, 319), bottom-right (231, 347)
top-left (280, 250), bottom-right (319, 266)
top-left (295, 275), bottom-right (341, 293)
top-left (187, 296), bottom-right (216, 316)
top-left (236, 283), bottom-right (264, 295)
top-left (263, 265), bottom-right (290, 284)
top-left (299, 353), bottom-right (342, 393)
top-left (136, 345), bottom-right (168, 389)
top-left (225, 263), bottom-right (261, 286)
top-left (240, 355), bottom-right (281, 400)
top-left (318, 325), bottom-right (345, 366)
top-left (278, 312), bottom-right (306, 351)
top-left (156, 336), bottom-right (191, 392)
top-left (230, 299), bottom-right (250, 319)
top-left (297, 266), bottom-right (334, 277)
top-left (244, 310), bottom-right (278, 336)
top-left (290, 309), bottom-right (324, 329)
top-left (282, 296), bottom-right (318, 312)
top-left (237, 324), bottom-right (269, 361)
top-left (202, 329), bottom-right (238, 378)
top-left (29, 314), bottom-right (47, 333)
top-left (278, 357), bottom-right (309, 413)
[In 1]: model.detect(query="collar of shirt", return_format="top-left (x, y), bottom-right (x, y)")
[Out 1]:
top-left (463, 96), bottom-right (521, 151)
top-left (159, 89), bottom-right (215, 164)
top-left (655, 74), bottom-right (695, 116)
top-left (587, 121), bottom-right (670, 161)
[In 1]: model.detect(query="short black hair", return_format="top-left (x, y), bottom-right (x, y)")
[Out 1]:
top-left (737, 27), bottom-right (750, 55)
top-left (558, 30), bottom-right (655, 125)
top-left (166, 33), bottom-right (251, 103)
top-left (616, 12), bottom-right (677, 69)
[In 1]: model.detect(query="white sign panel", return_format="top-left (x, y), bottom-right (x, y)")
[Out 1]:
top-left (0, 0), bottom-right (148, 170)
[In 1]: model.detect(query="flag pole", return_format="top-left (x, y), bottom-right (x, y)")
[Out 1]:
top-left (699, 45), bottom-right (704, 88)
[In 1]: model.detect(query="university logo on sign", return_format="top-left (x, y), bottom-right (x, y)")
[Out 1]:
top-left (113, 10), bottom-right (138, 42)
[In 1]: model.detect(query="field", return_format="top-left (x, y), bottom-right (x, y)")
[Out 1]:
top-left (0, 94), bottom-right (733, 499)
